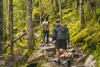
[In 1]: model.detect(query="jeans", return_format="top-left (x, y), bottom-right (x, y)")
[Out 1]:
top-left (43, 30), bottom-right (49, 44)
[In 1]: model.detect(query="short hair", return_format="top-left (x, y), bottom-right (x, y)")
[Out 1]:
top-left (56, 19), bottom-right (60, 23)
top-left (45, 15), bottom-right (49, 21)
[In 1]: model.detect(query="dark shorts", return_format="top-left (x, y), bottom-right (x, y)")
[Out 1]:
top-left (55, 39), bottom-right (67, 49)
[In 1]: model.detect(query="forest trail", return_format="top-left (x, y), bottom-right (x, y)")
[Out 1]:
top-left (27, 37), bottom-right (86, 67)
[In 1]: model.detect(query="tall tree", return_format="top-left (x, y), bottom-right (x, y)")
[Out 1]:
top-left (8, 0), bottom-right (14, 58)
top-left (76, 0), bottom-right (79, 10)
top-left (27, 0), bottom-right (34, 56)
top-left (65, 0), bottom-right (67, 3)
top-left (0, 0), bottom-right (4, 54)
top-left (51, 0), bottom-right (53, 6)
top-left (86, 0), bottom-right (90, 14)
top-left (80, 0), bottom-right (84, 28)
top-left (8, 0), bottom-right (15, 66)
top-left (3, 0), bottom-right (8, 43)
top-left (59, 0), bottom-right (62, 20)
top-left (55, 0), bottom-right (59, 12)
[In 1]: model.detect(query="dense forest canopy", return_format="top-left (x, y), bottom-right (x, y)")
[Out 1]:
top-left (0, 0), bottom-right (100, 67)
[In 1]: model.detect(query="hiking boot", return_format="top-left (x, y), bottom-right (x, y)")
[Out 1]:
top-left (42, 43), bottom-right (45, 47)
top-left (67, 57), bottom-right (71, 67)
top-left (57, 60), bottom-right (61, 66)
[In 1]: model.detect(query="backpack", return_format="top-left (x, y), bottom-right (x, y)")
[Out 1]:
top-left (55, 24), bottom-right (68, 40)
top-left (42, 21), bottom-right (49, 31)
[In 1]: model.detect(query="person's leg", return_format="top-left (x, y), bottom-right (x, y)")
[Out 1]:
top-left (63, 49), bottom-right (71, 67)
top-left (47, 31), bottom-right (49, 44)
top-left (56, 49), bottom-right (60, 66)
top-left (56, 49), bottom-right (60, 60)
top-left (62, 49), bottom-right (68, 57)
top-left (43, 31), bottom-right (46, 44)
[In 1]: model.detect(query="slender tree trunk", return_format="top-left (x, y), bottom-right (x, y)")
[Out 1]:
top-left (87, 0), bottom-right (90, 14)
top-left (80, 0), bottom-right (84, 28)
top-left (27, 0), bottom-right (34, 56)
top-left (8, 0), bottom-right (14, 58)
top-left (8, 0), bottom-right (14, 66)
top-left (40, 0), bottom-right (42, 24)
top-left (3, 0), bottom-right (8, 43)
top-left (65, 0), bottom-right (67, 3)
top-left (0, 0), bottom-right (3, 54)
top-left (55, 0), bottom-right (59, 12)
top-left (51, 0), bottom-right (53, 6)
top-left (59, 0), bottom-right (62, 20)
top-left (76, 0), bottom-right (79, 10)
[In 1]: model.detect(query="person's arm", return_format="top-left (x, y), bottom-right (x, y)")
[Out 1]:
top-left (52, 27), bottom-right (56, 41)
top-left (48, 21), bottom-right (50, 32)
top-left (66, 28), bottom-right (70, 46)
top-left (48, 24), bottom-right (50, 32)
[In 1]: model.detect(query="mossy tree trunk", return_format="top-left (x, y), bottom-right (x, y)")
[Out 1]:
top-left (86, 0), bottom-right (90, 14)
top-left (8, 0), bottom-right (15, 66)
top-left (3, 0), bottom-right (8, 43)
top-left (8, 0), bottom-right (14, 58)
top-left (65, 0), bottom-right (67, 3)
top-left (59, 0), bottom-right (62, 20)
top-left (55, 0), bottom-right (59, 12)
top-left (0, 0), bottom-right (4, 54)
top-left (76, 0), bottom-right (79, 10)
top-left (80, 0), bottom-right (84, 29)
top-left (27, 0), bottom-right (34, 56)
top-left (51, 0), bottom-right (53, 6)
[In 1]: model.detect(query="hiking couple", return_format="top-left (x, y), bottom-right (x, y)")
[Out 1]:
top-left (41, 16), bottom-right (71, 67)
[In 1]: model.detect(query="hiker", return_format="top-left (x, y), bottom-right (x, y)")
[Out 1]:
top-left (41, 15), bottom-right (50, 45)
top-left (52, 19), bottom-right (71, 66)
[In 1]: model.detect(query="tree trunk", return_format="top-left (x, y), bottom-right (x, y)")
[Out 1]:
top-left (76, 0), bottom-right (79, 10)
top-left (59, 0), bottom-right (62, 20)
top-left (80, 0), bottom-right (84, 29)
top-left (27, 0), bottom-right (34, 56)
top-left (0, 0), bottom-right (3, 54)
top-left (8, 0), bottom-right (14, 58)
top-left (8, 0), bottom-right (15, 66)
top-left (65, 0), bottom-right (67, 3)
top-left (87, 0), bottom-right (90, 14)
top-left (55, 0), bottom-right (59, 12)
top-left (51, 0), bottom-right (53, 6)
top-left (3, 0), bottom-right (8, 43)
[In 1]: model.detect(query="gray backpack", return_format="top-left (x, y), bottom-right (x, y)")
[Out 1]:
top-left (55, 24), bottom-right (68, 40)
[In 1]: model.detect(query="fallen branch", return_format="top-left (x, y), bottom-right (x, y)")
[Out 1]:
top-left (4, 32), bottom-right (27, 49)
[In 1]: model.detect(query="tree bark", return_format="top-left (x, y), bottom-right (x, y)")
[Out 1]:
top-left (27, 0), bottom-right (34, 56)
top-left (65, 0), bottom-right (67, 3)
top-left (8, 0), bottom-right (14, 57)
top-left (87, 0), bottom-right (90, 14)
top-left (55, 0), bottom-right (59, 12)
top-left (0, 0), bottom-right (4, 54)
top-left (76, 0), bottom-right (79, 10)
top-left (80, 0), bottom-right (84, 29)
top-left (3, 0), bottom-right (8, 43)
top-left (8, 0), bottom-right (15, 66)
top-left (59, 0), bottom-right (62, 20)
top-left (51, 0), bottom-right (53, 6)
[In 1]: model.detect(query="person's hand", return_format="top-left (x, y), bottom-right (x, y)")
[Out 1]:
top-left (40, 24), bottom-right (42, 27)
top-left (67, 42), bottom-right (71, 47)
top-left (67, 42), bottom-right (70, 46)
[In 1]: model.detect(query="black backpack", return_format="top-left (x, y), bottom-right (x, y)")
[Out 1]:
top-left (55, 24), bottom-right (69, 40)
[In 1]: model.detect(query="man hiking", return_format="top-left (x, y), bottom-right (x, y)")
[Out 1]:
top-left (41, 16), bottom-right (50, 45)
top-left (52, 19), bottom-right (71, 67)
